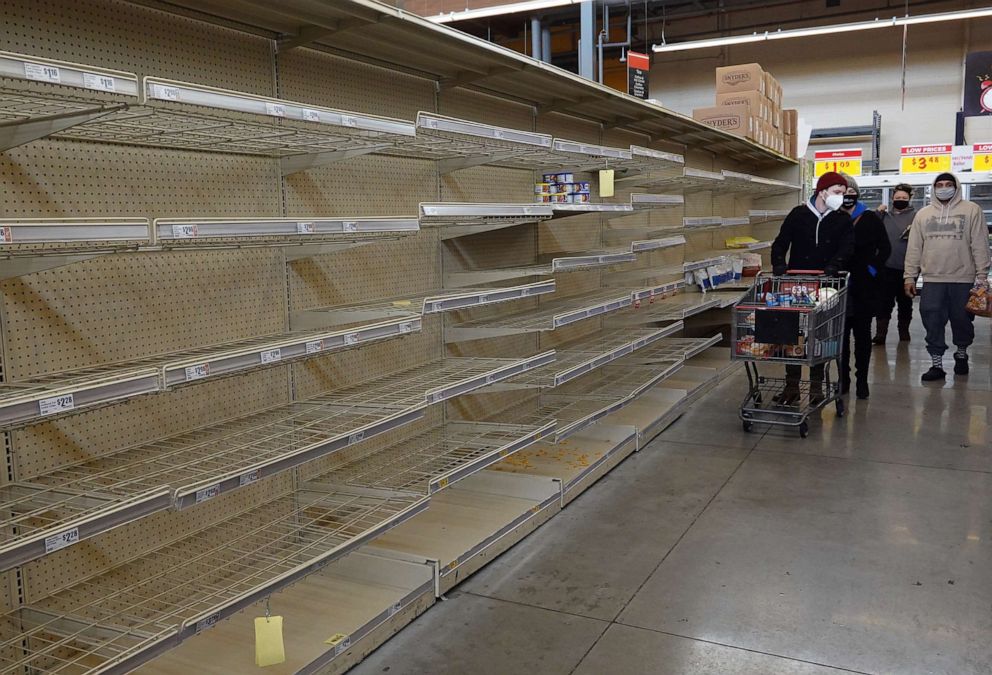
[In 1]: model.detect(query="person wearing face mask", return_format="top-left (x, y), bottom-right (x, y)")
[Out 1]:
top-left (771, 171), bottom-right (855, 404)
top-left (904, 172), bottom-right (991, 382)
top-left (872, 184), bottom-right (916, 344)
top-left (838, 175), bottom-right (890, 400)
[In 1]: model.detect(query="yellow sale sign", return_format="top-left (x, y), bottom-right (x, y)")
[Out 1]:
top-left (813, 149), bottom-right (862, 177)
top-left (900, 144), bottom-right (952, 174)
top-left (973, 143), bottom-right (992, 172)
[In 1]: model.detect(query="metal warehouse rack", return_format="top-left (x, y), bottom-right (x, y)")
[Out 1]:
top-left (0, 316), bottom-right (420, 429)
top-left (0, 355), bottom-right (550, 571)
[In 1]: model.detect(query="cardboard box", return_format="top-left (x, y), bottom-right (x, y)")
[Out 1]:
top-left (692, 104), bottom-right (756, 138)
top-left (715, 90), bottom-right (771, 122)
top-left (783, 109), bottom-right (798, 136)
top-left (715, 63), bottom-right (765, 95)
top-left (787, 132), bottom-right (796, 158)
top-left (772, 106), bottom-right (782, 129)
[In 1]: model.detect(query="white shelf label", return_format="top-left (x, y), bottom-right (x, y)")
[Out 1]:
top-left (151, 84), bottom-right (180, 100)
top-left (260, 348), bottom-right (282, 364)
top-left (195, 484), bottom-right (220, 503)
top-left (342, 221), bottom-right (358, 233)
top-left (24, 62), bottom-right (60, 83)
top-left (302, 108), bottom-right (320, 122)
top-left (305, 339), bottom-right (324, 354)
top-left (485, 374), bottom-right (496, 384)
top-left (196, 614), bottom-right (220, 633)
top-left (297, 221), bottom-right (316, 234)
top-left (477, 294), bottom-right (489, 304)
top-left (387, 603), bottom-right (402, 618)
top-left (344, 333), bottom-right (360, 346)
top-left (265, 102), bottom-right (285, 117)
top-left (44, 527), bottom-right (79, 554)
top-left (348, 430), bottom-right (365, 444)
top-left (82, 72), bottom-right (116, 92)
top-left (184, 363), bottom-right (210, 381)
top-left (0, 226), bottom-right (11, 243)
top-left (171, 224), bottom-right (198, 239)
top-left (399, 322), bottom-right (414, 333)
top-left (39, 393), bottom-right (74, 416)
top-left (341, 114), bottom-right (358, 127)
top-left (239, 469), bottom-right (259, 486)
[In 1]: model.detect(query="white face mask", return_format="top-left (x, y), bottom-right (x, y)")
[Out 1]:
top-left (824, 193), bottom-right (844, 211)
top-left (934, 186), bottom-right (955, 201)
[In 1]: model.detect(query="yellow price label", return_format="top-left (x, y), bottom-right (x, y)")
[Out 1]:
top-left (900, 154), bottom-right (951, 173)
top-left (814, 159), bottom-right (862, 177)
top-left (973, 153), bottom-right (992, 172)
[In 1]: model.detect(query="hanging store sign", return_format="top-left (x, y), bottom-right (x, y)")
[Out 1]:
top-left (813, 149), bottom-right (862, 178)
top-left (900, 144), bottom-right (952, 173)
top-left (974, 143), bottom-right (992, 172)
top-left (964, 51), bottom-right (992, 116)
top-left (627, 51), bottom-right (650, 100)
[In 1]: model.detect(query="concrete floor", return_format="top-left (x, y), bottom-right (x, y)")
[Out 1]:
top-left (351, 317), bottom-right (991, 675)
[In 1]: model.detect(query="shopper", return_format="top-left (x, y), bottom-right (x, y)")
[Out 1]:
top-left (872, 184), bottom-right (916, 344)
top-left (904, 172), bottom-right (991, 381)
top-left (839, 175), bottom-right (890, 399)
top-left (771, 171), bottom-right (854, 404)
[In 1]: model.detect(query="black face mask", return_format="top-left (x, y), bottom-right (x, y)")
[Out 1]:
top-left (893, 200), bottom-right (910, 210)
top-left (842, 195), bottom-right (858, 208)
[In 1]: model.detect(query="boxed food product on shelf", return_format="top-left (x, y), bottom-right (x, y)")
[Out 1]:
top-left (692, 104), bottom-right (756, 139)
top-left (716, 63), bottom-right (766, 94)
top-left (715, 90), bottom-right (771, 122)
top-left (783, 108), bottom-right (798, 134)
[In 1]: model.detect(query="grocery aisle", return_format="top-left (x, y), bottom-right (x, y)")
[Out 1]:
top-left (351, 317), bottom-right (992, 675)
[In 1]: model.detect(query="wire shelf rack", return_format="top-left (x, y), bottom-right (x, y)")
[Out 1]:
top-left (610, 292), bottom-right (723, 324)
top-left (290, 280), bottom-right (556, 330)
top-left (629, 193), bottom-right (685, 210)
top-left (307, 420), bottom-right (555, 495)
top-left (0, 355), bottom-right (551, 571)
top-left (0, 484), bottom-right (427, 675)
top-left (748, 209), bottom-right (791, 224)
top-left (445, 248), bottom-right (638, 286)
top-left (0, 317), bottom-right (421, 430)
top-left (617, 167), bottom-right (724, 192)
top-left (618, 335), bottom-right (723, 366)
top-left (419, 203), bottom-right (553, 240)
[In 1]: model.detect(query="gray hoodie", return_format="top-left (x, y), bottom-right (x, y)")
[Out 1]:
top-left (904, 173), bottom-right (990, 284)
top-left (881, 205), bottom-right (915, 271)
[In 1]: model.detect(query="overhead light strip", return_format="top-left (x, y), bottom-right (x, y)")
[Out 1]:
top-left (427, 0), bottom-right (580, 23)
top-left (652, 7), bottom-right (992, 53)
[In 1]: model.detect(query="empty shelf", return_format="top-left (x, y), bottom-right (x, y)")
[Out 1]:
top-left (308, 420), bottom-right (555, 495)
top-left (0, 483), bottom-right (427, 674)
top-left (620, 335), bottom-right (724, 365)
top-left (445, 249), bottom-right (637, 286)
top-left (618, 167), bottom-right (724, 192)
top-left (407, 112), bottom-right (554, 173)
top-left (290, 280), bottom-right (556, 330)
top-left (0, 355), bottom-right (551, 571)
top-left (0, 316), bottom-right (421, 429)
top-left (683, 216), bottom-right (752, 231)
top-left (629, 193), bottom-right (684, 210)
top-left (748, 209), bottom-right (791, 224)
top-left (721, 171), bottom-right (801, 196)
top-left (609, 293), bottom-right (722, 324)
top-left (551, 203), bottom-right (634, 217)
top-left (419, 202), bottom-right (552, 240)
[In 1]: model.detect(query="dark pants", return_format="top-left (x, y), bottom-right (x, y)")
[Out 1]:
top-left (919, 282), bottom-right (975, 357)
top-left (877, 267), bottom-right (913, 324)
top-left (842, 313), bottom-right (873, 386)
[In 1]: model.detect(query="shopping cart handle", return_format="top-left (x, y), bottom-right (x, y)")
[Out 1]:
top-left (785, 269), bottom-right (823, 275)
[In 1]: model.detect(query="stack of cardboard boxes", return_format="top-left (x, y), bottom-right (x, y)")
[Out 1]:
top-left (691, 63), bottom-right (798, 158)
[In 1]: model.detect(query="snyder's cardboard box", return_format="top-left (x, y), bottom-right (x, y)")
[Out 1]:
top-left (692, 104), bottom-right (756, 139)
top-left (772, 106), bottom-right (782, 129)
top-left (763, 72), bottom-right (783, 108)
top-left (783, 108), bottom-right (798, 136)
top-left (786, 132), bottom-right (796, 158)
top-left (715, 90), bottom-right (772, 123)
top-left (715, 63), bottom-right (765, 95)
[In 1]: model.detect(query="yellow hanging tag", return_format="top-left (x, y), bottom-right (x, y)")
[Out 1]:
top-left (254, 615), bottom-right (286, 667)
top-left (599, 169), bottom-right (615, 198)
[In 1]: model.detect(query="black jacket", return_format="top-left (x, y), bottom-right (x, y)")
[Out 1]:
top-left (847, 208), bottom-right (891, 313)
top-left (771, 201), bottom-right (855, 274)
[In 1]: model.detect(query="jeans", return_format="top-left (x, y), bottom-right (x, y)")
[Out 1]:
top-left (841, 312), bottom-right (873, 386)
top-left (918, 282), bottom-right (975, 356)
top-left (877, 267), bottom-right (913, 324)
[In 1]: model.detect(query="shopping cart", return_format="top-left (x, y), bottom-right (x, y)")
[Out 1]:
top-left (731, 271), bottom-right (849, 437)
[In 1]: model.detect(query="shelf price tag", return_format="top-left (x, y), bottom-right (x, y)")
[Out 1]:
top-left (195, 484), bottom-right (220, 503)
top-left (24, 62), bottom-right (61, 83)
top-left (813, 149), bottom-right (862, 178)
top-left (973, 143), bottom-right (992, 172)
top-left (325, 633), bottom-right (351, 655)
top-left (83, 72), bottom-right (116, 92)
top-left (265, 102), bottom-right (286, 117)
top-left (260, 348), bottom-right (282, 364)
top-left (39, 393), bottom-right (74, 416)
top-left (302, 109), bottom-right (320, 122)
top-left (184, 363), bottom-right (210, 381)
top-left (44, 527), bottom-right (80, 554)
top-left (341, 221), bottom-right (358, 233)
top-left (305, 339), bottom-right (324, 354)
top-left (340, 114), bottom-right (358, 128)
top-left (196, 614), bottom-right (220, 634)
top-left (171, 224), bottom-right (198, 239)
top-left (399, 322), bottom-right (414, 333)
top-left (297, 221), bottom-right (316, 234)
top-left (348, 430), bottom-right (365, 444)
top-left (239, 469), bottom-right (260, 486)
top-left (900, 144), bottom-right (952, 173)
top-left (344, 333), bottom-right (360, 346)
top-left (0, 226), bottom-right (11, 244)
top-left (150, 84), bottom-right (180, 100)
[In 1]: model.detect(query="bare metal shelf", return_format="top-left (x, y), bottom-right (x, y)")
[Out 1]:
top-left (308, 420), bottom-right (555, 495)
top-left (445, 249), bottom-right (637, 286)
top-left (0, 483), bottom-right (428, 675)
top-left (0, 354), bottom-right (551, 571)
top-left (748, 209), bottom-right (791, 224)
top-left (721, 171), bottom-right (800, 196)
top-left (683, 216), bottom-right (752, 231)
top-left (609, 292), bottom-right (722, 324)
top-left (629, 193), bottom-right (684, 210)
top-left (420, 202), bottom-right (553, 240)
top-left (290, 280), bottom-right (556, 330)
top-left (617, 167), bottom-right (723, 192)
top-left (615, 335), bottom-right (724, 366)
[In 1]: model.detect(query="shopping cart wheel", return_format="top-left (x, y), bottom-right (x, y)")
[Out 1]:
top-left (835, 398), bottom-right (845, 417)
top-left (742, 420), bottom-right (753, 433)
top-left (799, 421), bottom-right (809, 438)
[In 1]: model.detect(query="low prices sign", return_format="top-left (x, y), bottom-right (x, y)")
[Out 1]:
top-left (627, 51), bottom-right (649, 100)
top-left (973, 142), bottom-right (992, 172)
top-left (814, 149), bottom-right (862, 178)
top-left (900, 144), bottom-right (952, 173)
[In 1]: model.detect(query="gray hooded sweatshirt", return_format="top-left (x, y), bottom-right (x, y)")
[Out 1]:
top-left (903, 173), bottom-right (990, 284)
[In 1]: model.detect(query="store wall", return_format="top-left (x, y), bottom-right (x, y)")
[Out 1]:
top-left (650, 15), bottom-right (992, 170)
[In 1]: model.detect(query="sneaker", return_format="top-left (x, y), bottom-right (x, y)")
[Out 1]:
top-left (953, 354), bottom-right (969, 375)
top-left (921, 366), bottom-right (946, 382)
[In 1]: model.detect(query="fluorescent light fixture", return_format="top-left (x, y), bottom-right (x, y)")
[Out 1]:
top-left (427, 0), bottom-right (579, 24)
top-left (652, 7), bottom-right (992, 53)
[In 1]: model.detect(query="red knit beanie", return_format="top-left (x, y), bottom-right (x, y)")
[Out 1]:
top-left (815, 171), bottom-right (847, 192)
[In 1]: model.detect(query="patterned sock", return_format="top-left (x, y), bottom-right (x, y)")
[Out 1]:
top-left (955, 347), bottom-right (967, 359)
top-left (931, 353), bottom-right (943, 369)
